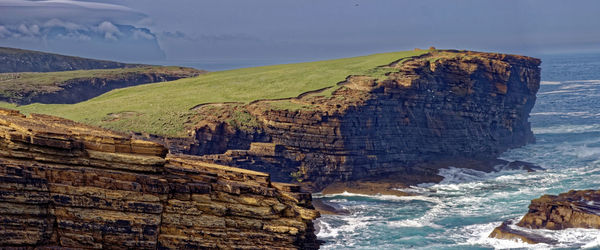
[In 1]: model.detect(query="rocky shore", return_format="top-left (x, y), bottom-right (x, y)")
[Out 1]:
top-left (0, 108), bottom-right (320, 249)
top-left (490, 189), bottom-right (600, 244)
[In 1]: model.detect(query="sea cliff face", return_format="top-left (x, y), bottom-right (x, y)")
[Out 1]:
top-left (169, 50), bottom-right (541, 190)
top-left (0, 109), bottom-right (319, 249)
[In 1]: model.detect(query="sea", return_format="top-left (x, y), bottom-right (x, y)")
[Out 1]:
top-left (315, 52), bottom-right (600, 249)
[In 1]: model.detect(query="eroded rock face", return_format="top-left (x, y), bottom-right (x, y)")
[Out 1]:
top-left (490, 190), bottom-right (600, 244)
top-left (0, 108), bottom-right (320, 249)
top-left (518, 190), bottom-right (600, 230)
top-left (184, 50), bottom-right (541, 191)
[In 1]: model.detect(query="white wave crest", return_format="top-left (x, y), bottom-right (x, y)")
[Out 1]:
top-left (530, 111), bottom-right (597, 117)
top-left (316, 215), bottom-right (377, 238)
top-left (532, 124), bottom-right (600, 134)
top-left (315, 191), bottom-right (441, 203)
top-left (459, 222), bottom-right (552, 249)
top-left (540, 81), bottom-right (562, 85)
top-left (387, 203), bottom-right (444, 229)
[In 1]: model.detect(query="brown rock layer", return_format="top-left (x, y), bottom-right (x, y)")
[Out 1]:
top-left (174, 50), bottom-right (541, 191)
top-left (0, 108), bottom-right (320, 249)
top-left (518, 190), bottom-right (600, 230)
top-left (490, 189), bottom-right (600, 244)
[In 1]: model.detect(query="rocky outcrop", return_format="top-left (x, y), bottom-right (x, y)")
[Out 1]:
top-left (1, 68), bottom-right (203, 105)
top-left (0, 47), bottom-right (140, 73)
top-left (0, 108), bottom-right (319, 249)
top-left (178, 50), bottom-right (541, 191)
top-left (490, 190), bottom-right (600, 244)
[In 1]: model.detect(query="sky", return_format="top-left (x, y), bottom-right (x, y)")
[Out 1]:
top-left (1, 0), bottom-right (599, 70)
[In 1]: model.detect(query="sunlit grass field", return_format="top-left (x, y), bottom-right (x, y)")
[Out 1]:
top-left (0, 50), bottom-right (428, 136)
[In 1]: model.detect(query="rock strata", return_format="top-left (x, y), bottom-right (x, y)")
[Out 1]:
top-left (490, 190), bottom-right (600, 244)
top-left (0, 47), bottom-right (140, 73)
top-left (0, 108), bottom-right (320, 249)
top-left (182, 50), bottom-right (541, 191)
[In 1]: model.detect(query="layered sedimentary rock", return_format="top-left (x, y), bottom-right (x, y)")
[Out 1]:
top-left (177, 50), bottom-right (541, 191)
top-left (0, 47), bottom-right (140, 73)
top-left (0, 108), bottom-right (319, 249)
top-left (490, 190), bottom-right (600, 244)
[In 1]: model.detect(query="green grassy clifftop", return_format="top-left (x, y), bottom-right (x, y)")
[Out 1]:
top-left (0, 50), bottom-right (428, 136)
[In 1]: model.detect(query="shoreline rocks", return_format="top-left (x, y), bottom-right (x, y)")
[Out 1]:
top-left (490, 189), bottom-right (600, 244)
top-left (0, 108), bottom-right (320, 249)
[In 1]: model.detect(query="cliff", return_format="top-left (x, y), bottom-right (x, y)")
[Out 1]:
top-left (0, 108), bottom-right (319, 249)
top-left (0, 47), bottom-right (142, 73)
top-left (162, 50), bottom-right (541, 191)
top-left (490, 190), bottom-right (600, 244)
top-left (0, 67), bottom-right (204, 105)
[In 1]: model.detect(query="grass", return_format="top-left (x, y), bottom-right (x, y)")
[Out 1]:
top-left (0, 50), bottom-right (429, 136)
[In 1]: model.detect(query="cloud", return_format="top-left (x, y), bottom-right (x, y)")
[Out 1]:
top-left (0, 1), bottom-right (161, 42)
top-left (0, 1), bottom-right (166, 61)
top-left (97, 21), bottom-right (120, 40)
top-left (43, 18), bottom-right (84, 31)
top-left (17, 24), bottom-right (40, 36)
top-left (0, 26), bottom-right (11, 38)
top-left (0, 0), bottom-right (135, 13)
top-left (133, 29), bottom-right (155, 40)
top-left (0, 0), bottom-right (146, 25)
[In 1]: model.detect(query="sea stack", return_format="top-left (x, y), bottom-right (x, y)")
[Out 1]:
top-left (490, 190), bottom-right (600, 244)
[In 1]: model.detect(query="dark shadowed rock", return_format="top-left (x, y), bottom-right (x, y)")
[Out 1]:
top-left (163, 50), bottom-right (542, 191)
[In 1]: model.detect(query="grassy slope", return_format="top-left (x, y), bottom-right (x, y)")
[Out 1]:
top-left (0, 50), bottom-right (427, 136)
top-left (0, 66), bottom-right (200, 100)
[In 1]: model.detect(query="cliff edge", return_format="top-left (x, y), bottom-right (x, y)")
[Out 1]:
top-left (168, 50), bottom-right (541, 191)
top-left (0, 108), bottom-right (319, 249)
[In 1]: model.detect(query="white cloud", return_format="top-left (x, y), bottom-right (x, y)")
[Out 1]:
top-left (0, 0), bottom-right (146, 25)
top-left (43, 18), bottom-right (84, 31)
top-left (97, 21), bottom-right (120, 40)
top-left (133, 29), bottom-right (154, 40)
top-left (17, 23), bottom-right (40, 36)
top-left (0, 0), bottom-right (135, 12)
top-left (0, 26), bottom-right (12, 38)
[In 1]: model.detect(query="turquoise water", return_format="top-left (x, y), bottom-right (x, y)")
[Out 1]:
top-left (316, 53), bottom-right (600, 249)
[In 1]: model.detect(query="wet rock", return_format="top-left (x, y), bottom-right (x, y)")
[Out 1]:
top-left (518, 190), bottom-right (600, 230)
top-left (489, 220), bottom-right (558, 244)
top-left (490, 189), bottom-right (600, 244)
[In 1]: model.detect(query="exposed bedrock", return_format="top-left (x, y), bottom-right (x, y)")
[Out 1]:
top-left (0, 108), bottom-right (320, 249)
top-left (178, 50), bottom-right (541, 191)
top-left (490, 190), bottom-right (600, 244)
top-left (3, 70), bottom-right (202, 105)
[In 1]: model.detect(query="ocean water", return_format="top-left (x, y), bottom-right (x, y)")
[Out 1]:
top-left (315, 52), bottom-right (600, 249)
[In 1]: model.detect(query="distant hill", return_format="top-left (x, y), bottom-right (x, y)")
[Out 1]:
top-left (0, 47), bottom-right (142, 73)
top-left (0, 66), bottom-right (204, 105)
